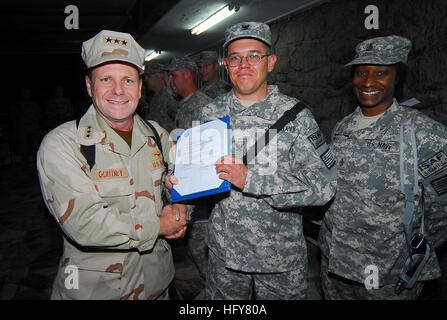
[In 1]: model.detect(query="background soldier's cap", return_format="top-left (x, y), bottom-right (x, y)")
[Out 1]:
top-left (196, 50), bottom-right (218, 63)
top-left (165, 56), bottom-right (197, 72)
top-left (345, 35), bottom-right (412, 67)
top-left (144, 62), bottom-right (167, 75)
top-left (223, 21), bottom-right (271, 48)
top-left (81, 30), bottom-right (145, 74)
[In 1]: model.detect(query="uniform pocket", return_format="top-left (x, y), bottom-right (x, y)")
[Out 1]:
top-left (95, 178), bottom-right (133, 198)
top-left (90, 167), bottom-right (133, 198)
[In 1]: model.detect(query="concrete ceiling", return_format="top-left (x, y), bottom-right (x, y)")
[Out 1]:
top-left (1, 0), bottom-right (326, 62)
top-left (139, 0), bottom-right (326, 63)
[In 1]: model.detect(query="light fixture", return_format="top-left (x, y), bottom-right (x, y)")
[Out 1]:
top-left (191, 5), bottom-right (238, 35)
top-left (145, 50), bottom-right (161, 62)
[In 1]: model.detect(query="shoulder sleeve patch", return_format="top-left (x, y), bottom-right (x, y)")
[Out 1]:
top-left (307, 130), bottom-right (325, 149)
top-left (320, 148), bottom-right (336, 169)
top-left (418, 151), bottom-right (447, 178)
top-left (431, 174), bottom-right (447, 196)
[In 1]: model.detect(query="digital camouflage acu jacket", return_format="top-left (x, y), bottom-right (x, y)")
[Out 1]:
top-left (199, 86), bottom-right (337, 273)
top-left (319, 100), bottom-right (447, 286)
top-left (201, 79), bottom-right (232, 99)
top-left (175, 90), bottom-right (213, 130)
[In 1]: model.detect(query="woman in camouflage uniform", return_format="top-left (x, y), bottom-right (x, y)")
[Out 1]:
top-left (319, 35), bottom-right (447, 299)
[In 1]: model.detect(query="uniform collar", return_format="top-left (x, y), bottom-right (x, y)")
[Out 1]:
top-left (229, 85), bottom-right (279, 115)
top-left (75, 105), bottom-right (153, 156)
top-left (342, 98), bottom-right (402, 138)
top-left (355, 98), bottom-right (400, 117)
top-left (75, 105), bottom-right (107, 146)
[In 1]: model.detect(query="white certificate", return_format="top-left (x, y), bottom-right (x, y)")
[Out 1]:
top-left (172, 116), bottom-right (231, 202)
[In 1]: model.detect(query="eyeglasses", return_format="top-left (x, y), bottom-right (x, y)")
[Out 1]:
top-left (226, 53), bottom-right (269, 67)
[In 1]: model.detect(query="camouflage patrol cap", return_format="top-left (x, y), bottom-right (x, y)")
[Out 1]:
top-left (165, 56), bottom-right (197, 72)
top-left (196, 50), bottom-right (218, 63)
top-left (143, 62), bottom-right (167, 75)
top-left (345, 35), bottom-right (412, 67)
top-left (223, 21), bottom-right (271, 48)
top-left (81, 30), bottom-right (146, 74)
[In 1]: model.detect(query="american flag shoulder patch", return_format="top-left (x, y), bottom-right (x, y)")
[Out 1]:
top-left (320, 148), bottom-right (335, 169)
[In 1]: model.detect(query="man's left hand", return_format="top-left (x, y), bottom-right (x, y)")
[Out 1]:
top-left (215, 155), bottom-right (247, 190)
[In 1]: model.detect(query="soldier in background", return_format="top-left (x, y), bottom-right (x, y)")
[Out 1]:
top-left (143, 62), bottom-right (178, 133)
top-left (196, 50), bottom-right (232, 99)
top-left (199, 22), bottom-right (337, 300)
top-left (319, 35), bottom-right (447, 299)
top-left (8, 88), bottom-right (42, 163)
top-left (166, 56), bottom-right (213, 293)
top-left (44, 85), bottom-right (74, 131)
top-left (37, 30), bottom-right (188, 300)
top-left (167, 56), bottom-right (213, 130)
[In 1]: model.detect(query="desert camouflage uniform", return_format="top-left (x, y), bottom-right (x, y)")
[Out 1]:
top-left (37, 105), bottom-right (176, 299)
top-left (319, 100), bottom-right (447, 299)
top-left (175, 90), bottom-right (213, 130)
top-left (201, 79), bottom-right (232, 99)
top-left (146, 87), bottom-right (178, 133)
top-left (200, 86), bottom-right (338, 299)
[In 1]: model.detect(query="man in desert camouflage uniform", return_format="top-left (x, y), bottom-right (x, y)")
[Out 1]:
top-left (319, 35), bottom-right (447, 299)
top-left (166, 56), bottom-right (213, 288)
top-left (196, 50), bottom-right (232, 99)
top-left (37, 30), bottom-right (188, 300)
top-left (143, 62), bottom-right (178, 133)
top-left (199, 22), bottom-right (337, 300)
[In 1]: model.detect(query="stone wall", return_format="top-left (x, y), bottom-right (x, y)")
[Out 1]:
top-left (269, 0), bottom-right (447, 139)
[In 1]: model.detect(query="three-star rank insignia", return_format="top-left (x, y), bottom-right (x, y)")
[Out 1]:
top-left (84, 125), bottom-right (93, 139)
top-left (103, 35), bottom-right (130, 48)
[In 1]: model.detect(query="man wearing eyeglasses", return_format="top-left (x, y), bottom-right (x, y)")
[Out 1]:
top-left (198, 22), bottom-right (337, 300)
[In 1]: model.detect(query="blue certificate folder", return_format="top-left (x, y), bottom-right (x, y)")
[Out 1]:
top-left (172, 116), bottom-right (231, 203)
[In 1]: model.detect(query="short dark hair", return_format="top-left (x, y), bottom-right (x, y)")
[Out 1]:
top-left (86, 67), bottom-right (94, 79)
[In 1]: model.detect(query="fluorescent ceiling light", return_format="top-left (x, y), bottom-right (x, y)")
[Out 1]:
top-left (191, 5), bottom-right (236, 35)
top-left (145, 50), bottom-right (161, 61)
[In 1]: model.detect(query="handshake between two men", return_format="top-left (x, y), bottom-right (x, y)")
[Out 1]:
top-left (160, 155), bottom-right (248, 239)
